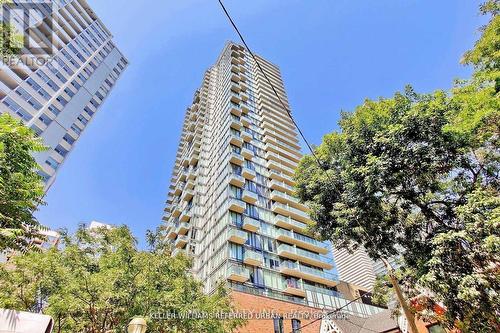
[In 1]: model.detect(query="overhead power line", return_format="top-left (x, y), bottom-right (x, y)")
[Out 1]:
top-left (216, 2), bottom-right (407, 333)
top-left (217, 0), bottom-right (329, 175)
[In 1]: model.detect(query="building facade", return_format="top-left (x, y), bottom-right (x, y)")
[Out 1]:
top-left (333, 246), bottom-right (403, 290)
top-left (333, 247), bottom-right (377, 290)
top-left (0, 0), bottom-right (127, 190)
top-left (162, 42), bottom-right (386, 331)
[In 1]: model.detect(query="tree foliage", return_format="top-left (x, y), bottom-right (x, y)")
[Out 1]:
top-left (0, 225), bottom-right (244, 333)
top-left (295, 3), bottom-right (499, 332)
top-left (0, 114), bottom-right (46, 253)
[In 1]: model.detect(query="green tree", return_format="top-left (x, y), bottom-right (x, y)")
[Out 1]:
top-left (0, 1), bottom-right (24, 56)
top-left (0, 225), bottom-right (244, 333)
top-left (0, 114), bottom-right (46, 253)
top-left (295, 3), bottom-right (499, 332)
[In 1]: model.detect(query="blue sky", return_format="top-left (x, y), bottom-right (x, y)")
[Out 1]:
top-left (36, 0), bottom-right (486, 245)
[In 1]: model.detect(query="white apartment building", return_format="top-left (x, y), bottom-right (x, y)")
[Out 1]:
top-left (0, 0), bottom-right (127, 190)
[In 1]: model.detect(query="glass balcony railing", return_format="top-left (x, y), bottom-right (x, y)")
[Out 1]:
top-left (227, 264), bottom-right (250, 282)
top-left (277, 243), bottom-right (295, 255)
top-left (228, 228), bottom-right (248, 244)
top-left (270, 179), bottom-right (295, 193)
top-left (272, 202), bottom-right (310, 221)
top-left (244, 250), bottom-right (263, 266)
top-left (271, 190), bottom-right (302, 205)
top-left (274, 214), bottom-right (309, 231)
top-left (299, 264), bottom-right (337, 281)
top-left (243, 216), bottom-right (260, 231)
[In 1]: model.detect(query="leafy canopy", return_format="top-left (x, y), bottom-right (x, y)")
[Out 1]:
top-left (295, 2), bottom-right (499, 332)
top-left (0, 225), bottom-right (244, 333)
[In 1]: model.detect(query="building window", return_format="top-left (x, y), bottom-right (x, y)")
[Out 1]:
top-left (54, 145), bottom-right (68, 157)
top-left (45, 157), bottom-right (60, 170)
top-left (63, 134), bottom-right (75, 145)
top-left (291, 319), bottom-right (301, 333)
top-left (71, 123), bottom-right (82, 135)
top-left (38, 113), bottom-right (52, 126)
top-left (56, 96), bottom-right (68, 106)
top-left (230, 211), bottom-right (243, 227)
top-left (48, 105), bottom-right (61, 116)
top-left (229, 243), bottom-right (243, 261)
top-left (273, 316), bottom-right (283, 333)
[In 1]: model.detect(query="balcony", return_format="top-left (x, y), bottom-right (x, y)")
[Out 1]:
top-left (242, 216), bottom-right (260, 232)
top-left (271, 202), bottom-right (313, 224)
top-left (270, 181), bottom-right (295, 197)
top-left (230, 83), bottom-right (241, 93)
top-left (230, 117), bottom-right (242, 130)
top-left (231, 65), bottom-right (240, 74)
top-left (229, 152), bottom-right (244, 165)
top-left (241, 147), bottom-right (253, 159)
top-left (240, 115), bottom-right (251, 127)
top-left (244, 250), bottom-right (263, 266)
top-left (240, 103), bottom-right (250, 115)
top-left (175, 234), bottom-right (188, 248)
top-left (175, 222), bottom-right (190, 235)
top-left (228, 228), bottom-right (247, 244)
top-left (229, 134), bottom-right (243, 147)
top-left (230, 73), bottom-right (240, 83)
top-left (189, 152), bottom-right (199, 165)
top-left (179, 207), bottom-right (192, 222)
top-left (263, 127), bottom-right (299, 145)
top-left (268, 169), bottom-right (295, 186)
top-left (173, 184), bottom-right (183, 196)
top-left (280, 261), bottom-right (337, 287)
top-left (182, 189), bottom-right (194, 201)
top-left (241, 131), bottom-right (252, 142)
top-left (274, 215), bottom-right (309, 233)
top-left (276, 228), bottom-right (295, 243)
top-left (179, 168), bottom-right (188, 181)
top-left (229, 173), bottom-right (245, 187)
top-left (270, 190), bottom-right (305, 210)
top-left (280, 260), bottom-right (299, 275)
top-left (227, 264), bottom-right (250, 283)
top-left (185, 178), bottom-right (196, 189)
top-left (242, 167), bottom-right (256, 180)
top-left (228, 198), bottom-right (246, 213)
top-left (172, 205), bottom-right (182, 218)
top-left (277, 244), bottom-right (298, 260)
top-left (167, 227), bottom-right (177, 239)
top-left (242, 190), bottom-right (258, 204)
top-left (230, 92), bottom-right (241, 104)
top-left (267, 160), bottom-right (295, 177)
top-left (292, 233), bottom-right (329, 255)
top-left (278, 242), bottom-right (331, 269)
top-left (265, 151), bottom-right (297, 170)
top-left (230, 103), bottom-right (242, 116)
top-left (283, 280), bottom-right (306, 297)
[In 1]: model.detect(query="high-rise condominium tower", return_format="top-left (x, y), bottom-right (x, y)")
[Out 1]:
top-left (163, 42), bottom-right (384, 332)
top-left (0, 0), bottom-right (127, 189)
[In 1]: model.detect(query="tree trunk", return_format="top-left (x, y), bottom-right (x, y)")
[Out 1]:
top-left (382, 258), bottom-right (419, 333)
